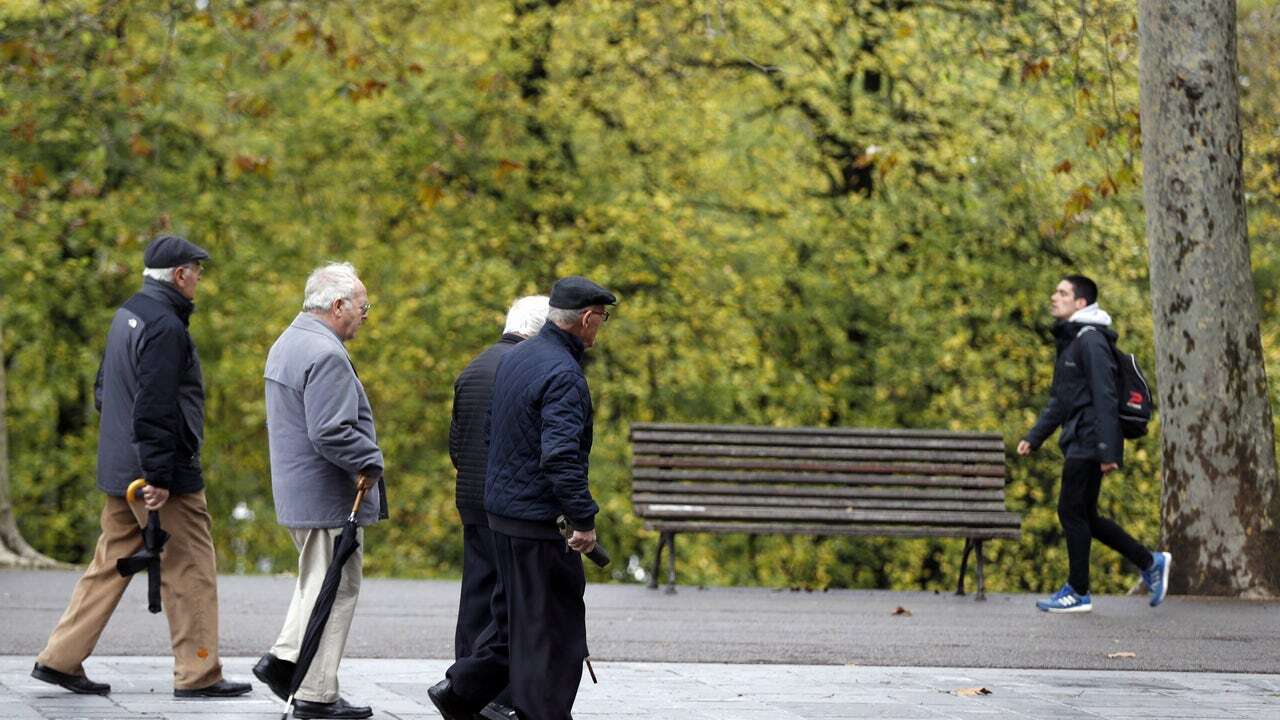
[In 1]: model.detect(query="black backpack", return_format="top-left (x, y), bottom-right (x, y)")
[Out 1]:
top-left (1077, 327), bottom-right (1154, 439)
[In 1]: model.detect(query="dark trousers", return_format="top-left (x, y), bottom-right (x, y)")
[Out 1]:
top-left (454, 524), bottom-right (512, 707)
top-left (448, 531), bottom-right (588, 720)
top-left (1058, 458), bottom-right (1153, 595)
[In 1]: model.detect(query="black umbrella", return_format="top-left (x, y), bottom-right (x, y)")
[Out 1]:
top-left (116, 478), bottom-right (168, 614)
top-left (281, 477), bottom-right (370, 719)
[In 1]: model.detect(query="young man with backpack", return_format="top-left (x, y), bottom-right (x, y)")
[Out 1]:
top-left (1017, 275), bottom-right (1171, 613)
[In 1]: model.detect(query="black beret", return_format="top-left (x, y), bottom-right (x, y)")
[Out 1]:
top-left (143, 234), bottom-right (210, 268)
top-left (549, 276), bottom-right (616, 310)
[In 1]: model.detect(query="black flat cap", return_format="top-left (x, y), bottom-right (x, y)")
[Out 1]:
top-left (143, 234), bottom-right (210, 268)
top-left (549, 276), bottom-right (616, 310)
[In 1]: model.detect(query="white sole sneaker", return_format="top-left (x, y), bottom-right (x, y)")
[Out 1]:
top-left (1044, 602), bottom-right (1093, 613)
top-left (1151, 551), bottom-right (1172, 607)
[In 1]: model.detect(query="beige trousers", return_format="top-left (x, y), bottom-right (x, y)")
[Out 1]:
top-left (270, 526), bottom-right (364, 703)
top-left (37, 491), bottom-right (223, 690)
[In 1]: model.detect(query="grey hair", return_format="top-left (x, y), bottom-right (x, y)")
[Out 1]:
top-left (504, 295), bottom-right (550, 337)
top-left (547, 306), bottom-right (586, 327)
top-left (303, 262), bottom-right (360, 312)
top-left (141, 266), bottom-right (177, 283)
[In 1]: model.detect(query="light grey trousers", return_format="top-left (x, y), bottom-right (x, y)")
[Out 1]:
top-left (270, 526), bottom-right (364, 703)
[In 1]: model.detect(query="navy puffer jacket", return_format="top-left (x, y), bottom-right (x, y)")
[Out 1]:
top-left (484, 322), bottom-right (599, 530)
top-left (450, 333), bottom-right (524, 524)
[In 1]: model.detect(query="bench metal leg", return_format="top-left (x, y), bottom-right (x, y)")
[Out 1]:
top-left (956, 538), bottom-right (973, 596)
top-left (665, 532), bottom-right (677, 594)
top-left (648, 533), bottom-right (666, 590)
top-left (974, 539), bottom-right (987, 602)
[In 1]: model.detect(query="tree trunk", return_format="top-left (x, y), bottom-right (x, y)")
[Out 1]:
top-left (1138, 0), bottom-right (1280, 597)
top-left (0, 314), bottom-right (63, 568)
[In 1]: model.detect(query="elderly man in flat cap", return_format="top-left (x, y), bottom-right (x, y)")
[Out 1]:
top-left (32, 235), bottom-right (251, 699)
top-left (447, 294), bottom-right (550, 720)
top-left (430, 276), bottom-right (615, 720)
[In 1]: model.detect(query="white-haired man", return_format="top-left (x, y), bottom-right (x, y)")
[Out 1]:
top-left (447, 294), bottom-right (550, 720)
top-left (33, 235), bottom-right (251, 699)
top-left (255, 262), bottom-right (385, 720)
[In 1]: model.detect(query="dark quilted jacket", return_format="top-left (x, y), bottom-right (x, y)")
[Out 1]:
top-left (450, 333), bottom-right (524, 524)
top-left (484, 322), bottom-right (599, 530)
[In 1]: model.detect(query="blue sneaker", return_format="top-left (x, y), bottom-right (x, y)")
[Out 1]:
top-left (1142, 551), bottom-right (1172, 607)
top-left (1036, 583), bottom-right (1092, 613)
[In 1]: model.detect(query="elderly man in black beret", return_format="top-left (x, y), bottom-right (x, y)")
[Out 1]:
top-left (32, 235), bottom-right (251, 699)
top-left (429, 277), bottom-right (615, 720)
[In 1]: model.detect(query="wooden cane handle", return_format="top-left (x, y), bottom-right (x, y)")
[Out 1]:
top-left (125, 478), bottom-right (148, 504)
top-left (350, 474), bottom-right (369, 515)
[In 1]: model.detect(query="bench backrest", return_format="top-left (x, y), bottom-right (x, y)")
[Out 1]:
top-left (630, 423), bottom-right (1020, 540)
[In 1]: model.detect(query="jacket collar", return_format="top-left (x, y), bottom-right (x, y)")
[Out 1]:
top-left (498, 332), bottom-right (525, 346)
top-left (290, 312), bottom-right (348, 349)
top-left (540, 322), bottom-right (585, 364)
top-left (140, 277), bottom-right (194, 325)
top-left (1052, 319), bottom-right (1118, 353)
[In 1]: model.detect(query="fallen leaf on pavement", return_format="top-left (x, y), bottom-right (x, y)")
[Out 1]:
top-left (953, 687), bottom-right (992, 697)
top-left (1107, 651), bottom-right (1137, 659)
top-left (892, 606), bottom-right (912, 617)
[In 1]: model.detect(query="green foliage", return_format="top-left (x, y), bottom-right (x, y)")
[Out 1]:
top-left (3, 0), bottom-right (1277, 594)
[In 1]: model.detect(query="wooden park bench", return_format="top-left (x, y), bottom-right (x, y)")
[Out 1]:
top-left (629, 422), bottom-right (1020, 600)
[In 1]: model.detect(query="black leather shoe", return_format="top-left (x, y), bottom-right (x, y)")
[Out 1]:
top-left (253, 652), bottom-right (296, 701)
top-left (173, 678), bottom-right (252, 698)
top-left (31, 662), bottom-right (110, 695)
top-left (428, 679), bottom-right (477, 720)
top-left (292, 696), bottom-right (374, 719)
top-left (480, 701), bottom-right (519, 720)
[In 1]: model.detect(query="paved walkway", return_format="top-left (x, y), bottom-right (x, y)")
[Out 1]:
top-left (2, 656), bottom-right (1278, 720)
top-left (5, 571), bottom-right (1278, 672)
top-left (3, 570), bottom-right (1278, 718)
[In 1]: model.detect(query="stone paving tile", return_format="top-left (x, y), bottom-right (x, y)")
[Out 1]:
top-left (2, 656), bottom-right (1279, 719)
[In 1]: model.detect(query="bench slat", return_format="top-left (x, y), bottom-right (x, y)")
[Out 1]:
top-left (643, 520), bottom-right (1022, 540)
top-left (634, 442), bottom-right (1005, 464)
top-left (635, 504), bottom-right (1021, 527)
top-left (633, 456), bottom-right (1006, 478)
top-left (631, 480), bottom-right (1006, 502)
top-left (633, 493), bottom-right (1009, 513)
top-left (631, 429), bottom-right (1004, 452)
top-left (632, 422), bottom-right (1001, 441)
top-left (633, 468), bottom-right (1006, 489)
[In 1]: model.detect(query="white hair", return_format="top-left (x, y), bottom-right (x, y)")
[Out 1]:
top-left (141, 266), bottom-right (177, 283)
top-left (303, 262), bottom-right (360, 312)
top-left (547, 306), bottom-right (586, 327)
top-left (504, 295), bottom-right (550, 337)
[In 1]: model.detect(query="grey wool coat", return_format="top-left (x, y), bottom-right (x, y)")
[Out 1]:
top-left (265, 313), bottom-right (387, 528)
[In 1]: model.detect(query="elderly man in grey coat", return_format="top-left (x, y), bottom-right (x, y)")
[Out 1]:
top-left (254, 262), bottom-right (386, 720)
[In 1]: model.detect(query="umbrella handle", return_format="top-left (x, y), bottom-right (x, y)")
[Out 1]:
top-left (348, 474), bottom-right (370, 517)
top-left (125, 478), bottom-right (148, 504)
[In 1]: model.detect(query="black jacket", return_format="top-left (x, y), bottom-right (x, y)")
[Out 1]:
top-left (1025, 320), bottom-right (1123, 465)
top-left (449, 333), bottom-right (524, 525)
top-left (484, 322), bottom-right (599, 533)
top-left (94, 278), bottom-right (205, 495)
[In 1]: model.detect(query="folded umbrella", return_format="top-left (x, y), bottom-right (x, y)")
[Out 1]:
top-left (281, 475), bottom-right (370, 720)
top-left (116, 478), bottom-right (168, 614)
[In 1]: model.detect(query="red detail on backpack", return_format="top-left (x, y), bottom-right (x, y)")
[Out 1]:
top-left (1128, 391), bottom-right (1143, 406)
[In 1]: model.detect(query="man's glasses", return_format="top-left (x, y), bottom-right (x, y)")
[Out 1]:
top-left (587, 309), bottom-right (610, 322)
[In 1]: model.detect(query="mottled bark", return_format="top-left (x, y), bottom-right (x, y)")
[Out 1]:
top-left (0, 315), bottom-right (62, 568)
top-left (1138, 0), bottom-right (1280, 597)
